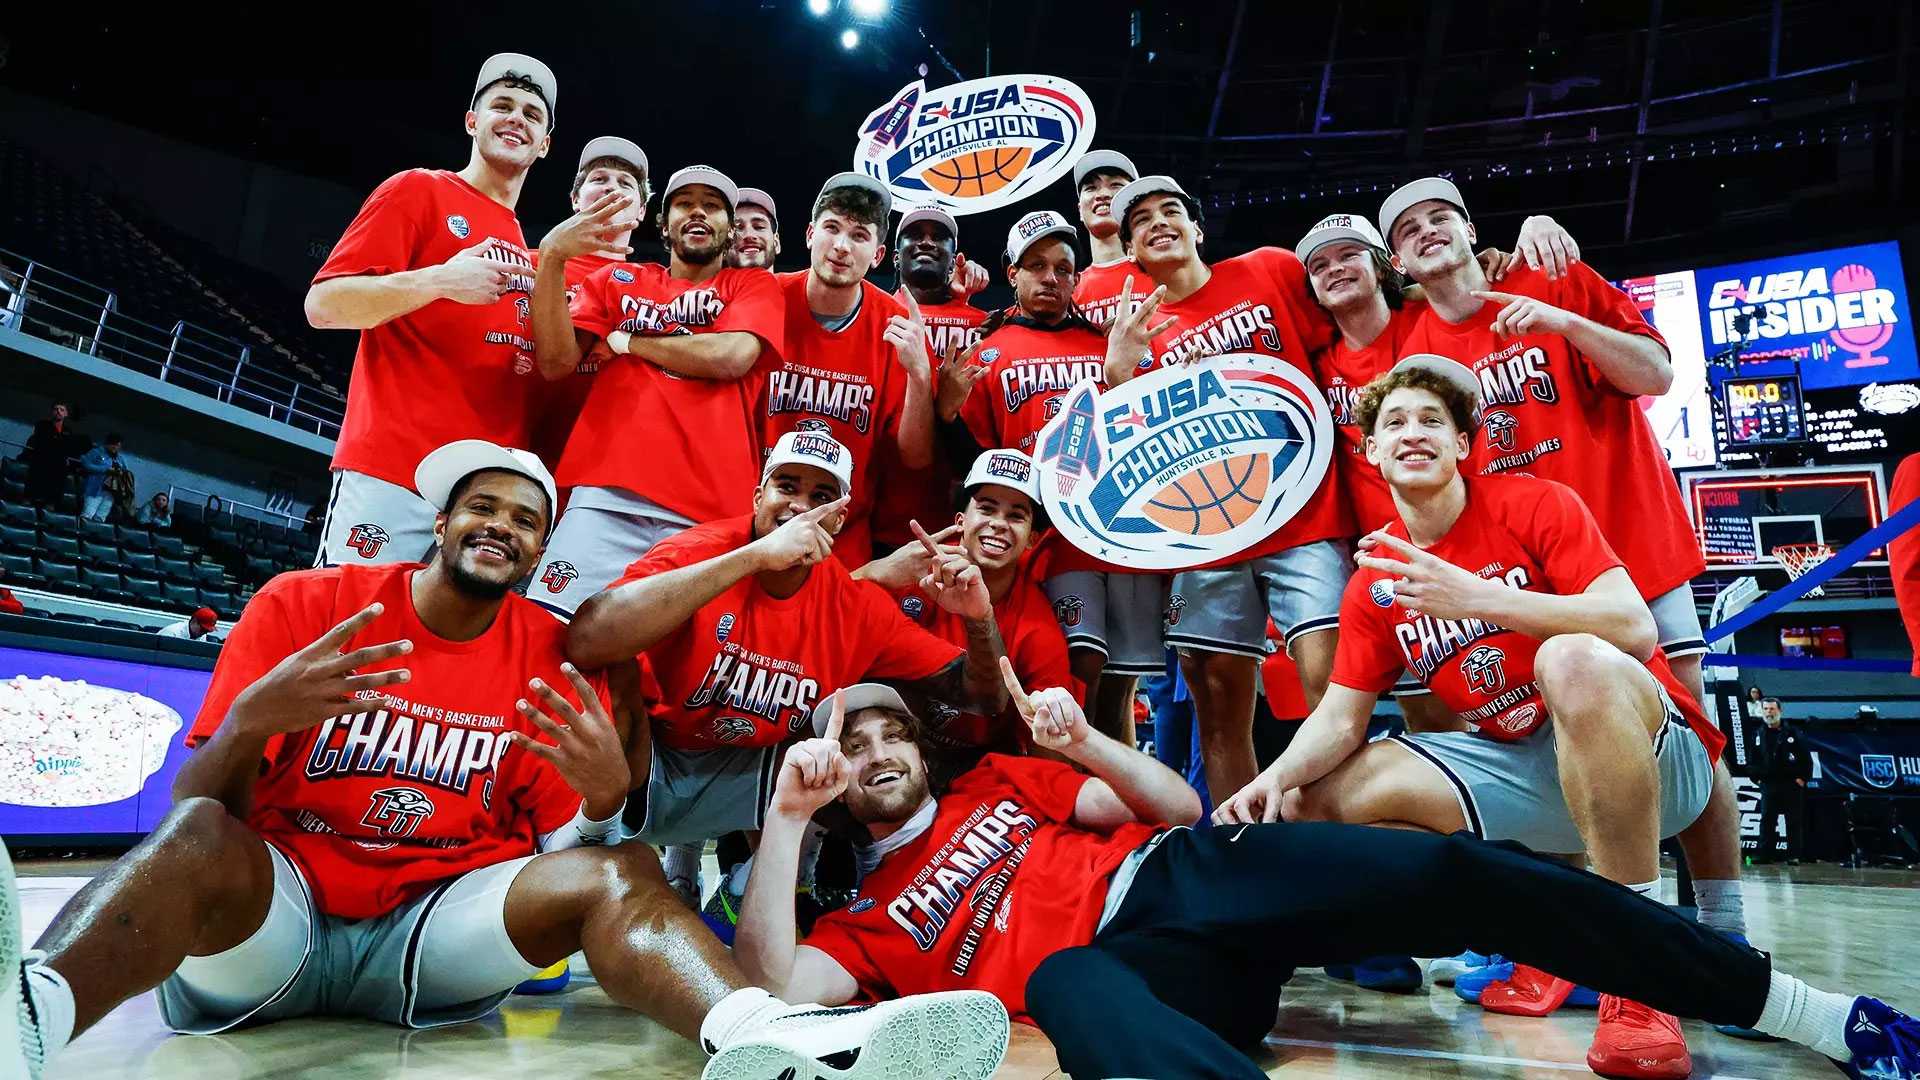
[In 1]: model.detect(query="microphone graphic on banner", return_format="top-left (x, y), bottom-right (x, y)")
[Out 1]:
top-left (1829, 263), bottom-right (1895, 368)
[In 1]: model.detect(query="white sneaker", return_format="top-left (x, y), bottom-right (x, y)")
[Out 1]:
top-left (1, 842), bottom-right (46, 1080)
top-left (702, 990), bottom-right (1009, 1080)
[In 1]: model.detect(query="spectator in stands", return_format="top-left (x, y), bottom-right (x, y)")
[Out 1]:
top-left (205, 494), bottom-right (226, 527)
top-left (1753, 698), bottom-right (1813, 864)
top-left (0, 266), bottom-right (22, 331)
top-left (303, 502), bottom-right (324, 534)
top-left (155, 606), bottom-right (221, 642)
top-left (22, 402), bottom-right (76, 506)
top-left (1745, 685), bottom-right (1767, 721)
top-left (79, 432), bottom-right (127, 522)
top-left (135, 491), bottom-right (173, 528)
top-left (0, 566), bottom-right (24, 617)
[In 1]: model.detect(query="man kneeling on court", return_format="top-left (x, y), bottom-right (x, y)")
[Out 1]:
top-left (1, 439), bottom-right (1007, 1080)
top-left (733, 670), bottom-right (1917, 1079)
top-left (1215, 354), bottom-right (1724, 1076)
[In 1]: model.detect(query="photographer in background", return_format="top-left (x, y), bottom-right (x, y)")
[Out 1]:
top-left (1752, 698), bottom-right (1813, 865)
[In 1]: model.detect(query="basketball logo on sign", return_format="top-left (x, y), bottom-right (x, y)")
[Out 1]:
top-left (1032, 356), bottom-right (1333, 571)
top-left (854, 74), bottom-right (1096, 216)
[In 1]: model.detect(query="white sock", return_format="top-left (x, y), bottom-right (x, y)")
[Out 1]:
top-left (1693, 878), bottom-right (1746, 937)
top-left (24, 958), bottom-right (76, 1065)
top-left (698, 987), bottom-right (782, 1053)
top-left (662, 842), bottom-right (704, 892)
top-left (1626, 879), bottom-right (1661, 901)
top-left (725, 858), bottom-right (751, 899)
top-left (1753, 968), bottom-right (1854, 1060)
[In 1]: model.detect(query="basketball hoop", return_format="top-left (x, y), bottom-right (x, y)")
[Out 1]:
top-left (1771, 542), bottom-right (1835, 597)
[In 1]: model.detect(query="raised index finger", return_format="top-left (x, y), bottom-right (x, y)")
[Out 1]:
top-left (824, 689), bottom-right (846, 741)
top-left (309, 603), bottom-right (384, 656)
top-left (999, 656), bottom-right (1034, 718)
top-left (1367, 531), bottom-right (1426, 559)
top-left (909, 518), bottom-right (945, 557)
top-left (796, 493), bottom-right (852, 523)
top-left (899, 287), bottom-right (924, 325)
top-left (1470, 289), bottom-right (1523, 305)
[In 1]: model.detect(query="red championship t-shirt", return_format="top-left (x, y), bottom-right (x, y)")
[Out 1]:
top-left (1315, 299), bottom-right (1427, 536)
top-left (765, 273), bottom-right (915, 559)
top-left (612, 516), bottom-right (963, 750)
top-left (184, 564), bottom-right (608, 919)
top-left (871, 293), bottom-right (991, 550)
top-left (559, 263), bottom-right (785, 523)
top-left (889, 554), bottom-right (1079, 750)
top-left (958, 316), bottom-right (1124, 578)
top-left (1396, 263), bottom-right (1703, 600)
top-left (1142, 247), bottom-right (1345, 564)
top-left (1331, 475), bottom-right (1722, 759)
top-left (315, 169), bottom-right (538, 489)
top-left (1074, 258), bottom-right (1144, 328)
top-left (529, 253), bottom-right (625, 468)
top-left (1888, 453), bottom-right (1920, 677)
top-left (802, 754), bottom-right (1159, 1023)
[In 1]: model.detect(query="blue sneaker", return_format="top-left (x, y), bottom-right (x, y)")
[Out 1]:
top-left (1712, 934), bottom-right (1780, 1040)
top-left (1353, 956), bottom-right (1423, 993)
top-left (1323, 964), bottom-right (1356, 982)
top-left (1840, 996), bottom-right (1919, 1079)
top-left (1430, 950), bottom-right (1493, 986)
top-left (1453, 954), bottom-right (1514, 1004)
top-left (513, 959), bottom-right (571, 995)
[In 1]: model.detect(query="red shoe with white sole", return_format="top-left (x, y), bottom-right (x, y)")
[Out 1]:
top-left (1586, 994), bottom-right (1693, 1079)
top-left (1480, 964), bottom-right (1578, 1017)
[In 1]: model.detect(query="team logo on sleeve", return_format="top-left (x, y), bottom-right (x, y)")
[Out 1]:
top-left (1033, 356), bottom-right (1334, 570)
top-left (1481, 409), bottom-right (1519, 452)
top-left (901, 596), bottom-right (925, 618)
top-left (1460, 645), bottom-right (1508, 695)
top-left (854, 74), bottom-right (1096, 216)
top-left (1369, 579), bottom-right (1397, 607)
top-left (612, 267), bottom-right (635, 284)
top-left (717, 613), bottom-right (736, 642)
top-left (540, 561), bottom-right (580, 594)
top-left (345, 524), bottom-right (391, 559)
top-left (849, 897), bottom-right (877, 914)
top-left (1051, 594), bottom-right (1084, 628)
top-left (446, 214), bottom-right (471, 240)
top-left (361, 786), bottom-right (435, 838)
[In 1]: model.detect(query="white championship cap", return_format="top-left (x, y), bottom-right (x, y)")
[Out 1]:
top-left (963, 449), bottom-right (1042, 505)
top-left (473, 53), bottom-right (557, 120)
top-left (1377, 177), bottom-right (1470, 247)
top-left (577, 136), bottom-right (648, 178)
top-left (897, 205), bottom-right (958, 244)
top-left (1072, 149), bottom-right (1139, 188)
top-left (1388, 353), bottom-right (1484, 417)
top-left (1005, 210), bottom-right (1077, 265)
top-left (414, 439), bottom-right (560, 534)
top-left (810, 682), bottom-right (915, 737)
top-left (762, 430), bottom-right (855, 495)
top-left (736, 186), bottom-right (779, 225)
top-left (1112, 175), bottom-right (1190, 231)
top-left (816, 171), bottom-right (895, 221)
top-left (1295, 212), bottom-right (1387, 263)
top-left (661, 165), bottom-right (739, 211)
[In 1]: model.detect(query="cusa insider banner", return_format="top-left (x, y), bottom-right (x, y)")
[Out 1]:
top-left (1698, 240), bottom-right (1918, 391)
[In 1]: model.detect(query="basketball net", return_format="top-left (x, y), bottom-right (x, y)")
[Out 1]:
top-left (1771, 542), bottom-right (1835, 598)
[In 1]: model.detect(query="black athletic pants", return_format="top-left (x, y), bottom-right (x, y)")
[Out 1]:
top-left (1024, 823), bottom-right (1773, 1080)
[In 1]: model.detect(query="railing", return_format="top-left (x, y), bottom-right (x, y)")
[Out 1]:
top-left (168, 483), bottom-right (306, 531)
top-left (0, 246), bottom-right (345, 440)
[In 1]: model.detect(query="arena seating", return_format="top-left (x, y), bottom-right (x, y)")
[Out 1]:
top-left (0, 456), bottom-right (315, 620)
top-left (0, 136), bottom-right (351, 394)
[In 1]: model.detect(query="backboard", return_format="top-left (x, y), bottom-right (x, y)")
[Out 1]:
top-left (1680, 463), bottom-right (1888, 570)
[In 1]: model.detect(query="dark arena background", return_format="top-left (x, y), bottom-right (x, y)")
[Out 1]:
top-left (1, 3), bottom-right (1918, 1078)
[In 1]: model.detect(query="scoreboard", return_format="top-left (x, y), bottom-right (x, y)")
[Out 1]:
top-left (1722, 374), bottom-right (1806, 446)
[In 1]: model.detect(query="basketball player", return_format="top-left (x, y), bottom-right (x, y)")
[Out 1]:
top-left (764, 173), bottom-right (934, 561)
top-left (564, 430), bottom-right (1007, 855)
top-left (528, 136), bottom-right (649, 467)
top-left (726, 674), bottom-right (1918, 1080)
top-left (1379, 177), bottom-right (1755, 1030)
top-left (956, 210), bottom-right (1161, 744)
top-left (1069, 149), bottom-right (1140, 326)
top-left (306, 53), bottom-right (552, 568)
top-left (527, 164), bottom-right (785, 616)
top-left (728, 187), bottom-right (781, 270)
top-left (1890, 452), bottom-right (1920, 676)
top-left (1101, 174), bottom-right (1348, 803)
top-left (857, 448), bottom-right (1077, 750)
top-left (1216, 357), bottom-right (1721, 1078)
top-left (0, 439), bottom-right (1008, 1079)
top-left (871, 205), bottom-right (989, 557)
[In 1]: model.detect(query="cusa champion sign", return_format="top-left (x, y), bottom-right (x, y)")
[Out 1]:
top-left (1033, 356), bottom-right (1333, 571)
top-left (854, 74), bottom-right (1095, 215)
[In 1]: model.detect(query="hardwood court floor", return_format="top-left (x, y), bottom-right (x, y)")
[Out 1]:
top-left (18, 859), bottom-right (1918, 1079)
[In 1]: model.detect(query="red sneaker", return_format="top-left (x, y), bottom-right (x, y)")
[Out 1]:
top-left (1479, 964), bottom-right (1577, 1017)
top-left (1586, 995), bottom-right (1693, 1079)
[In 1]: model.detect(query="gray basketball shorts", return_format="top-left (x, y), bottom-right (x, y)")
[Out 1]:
top-left (1164, 540), bottom-right (1353, 658)
top-left (1042, 571), bottom-right (1170, 677)
top-left (157, 844), bottom-right (543, 1034)
top-left (632, 741), bottom-right (782, 847)
top-left (314, 469), bottom-right (438, 568)
top-left (530, 495), bottom-right (686, 617)
top-left (1388, 679), bottom-right (1713, 854)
